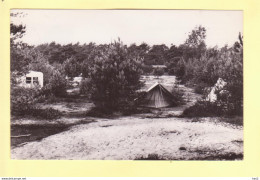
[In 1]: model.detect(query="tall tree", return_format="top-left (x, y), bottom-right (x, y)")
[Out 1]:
top-left (182, 25), bottom-right (207, 59)
top-left (10, 12), bottom-right (32, 84)
top-left (84, 40), bottom-right (143, 110)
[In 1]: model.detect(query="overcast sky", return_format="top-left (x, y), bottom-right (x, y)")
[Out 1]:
top-left (11, 10), bottom-right (243, 48)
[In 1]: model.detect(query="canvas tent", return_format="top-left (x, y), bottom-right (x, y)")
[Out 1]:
top-left (137, 82), bottom-right (175, 108)
top-left (206, 78), bottom-right (227, 102)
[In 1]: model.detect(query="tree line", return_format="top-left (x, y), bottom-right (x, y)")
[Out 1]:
top-left (11, 17), bottom-right (243, 117)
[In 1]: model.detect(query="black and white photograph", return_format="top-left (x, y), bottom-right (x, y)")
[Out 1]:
top-left (10, 10), bottom-right (243, 160)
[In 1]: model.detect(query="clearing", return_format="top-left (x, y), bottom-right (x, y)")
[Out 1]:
top-left (11, 75), bottom-right (243, 160)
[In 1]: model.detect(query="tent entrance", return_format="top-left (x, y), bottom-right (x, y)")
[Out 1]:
top-left (137, 83), bottom-right (175, 108)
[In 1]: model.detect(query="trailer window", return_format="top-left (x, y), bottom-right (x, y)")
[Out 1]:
top-left (33, 77), bottom-right (39, 85)
top-left (26, 77), bottom-right (31, 84)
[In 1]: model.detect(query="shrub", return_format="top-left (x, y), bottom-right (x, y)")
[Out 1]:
top-left (63, 57), bottom-right (82, 77)
top-left (166, 57), bottom-right (182, 75)
top-left (31, 108), bottom-right (62, 120)
top-left (171, 85), bottom-right (186, 106)
top-left (194, 82), bottom-right (208, 94)
top-left (119, 103), bottom-right (152, 115)
top-left (79, 78), bottom-right (90, 96)
top-left (39, 70), bottom-right (68, 98)
top-left (167, 67), bottom-right (175, 75)
top-left (182, 100), bottom-right (223, 117)
top-left (49, 70), bottom-right (68, 97)
top-left (86, 106), bottom-right (114, 117)
top-left (175, 61), bottom-right (186, 79)
top-left (11, 86), bottom-right (39, 116)
top-left (216, 85), bottom-right (243, 116)
top-left (11, 86), bottom-right (61, 119)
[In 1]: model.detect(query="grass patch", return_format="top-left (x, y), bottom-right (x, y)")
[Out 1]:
top-left (12, 108), bottom-right (62, 120)
top-left (31, 108), bottom-right (62, 120)
top-left (171, 85), bottom-right (186, 106)
top-left (11, 118), bottom-right (95, 148)
top-left (86, 106), bottom-right (152, 118)
top-left (11, 124), bottom-right (70, 148)
top-left (86, 107), bottom-right (114, 118)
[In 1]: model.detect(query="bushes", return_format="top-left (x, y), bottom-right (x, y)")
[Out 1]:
top-left (29, 53), bottom-right (68, 98)
top-left (48, 70), bottom-right (68, 97)
top-left (39, 70), bottom-right (68, 98)
top-left (11, 86), bottom-right (39, 116)
top-left (30, 108), bottom-right (62, 120)
top-left (142, 65), bottom-right (153, 75)
top-left (79, 78), bottom-right (90, 96)
top-left (183, 80), bottom-right (243, 117)
top-left (216, 85), bottom-right (243, 116)
top-left (85, 106), bottom-right (114, 117)
top-left (171, 85), bottom-right (186, 106)
top-left (182, 100), bottom-right (243, 125)
top-left (84, 40), bottom-right (143, 110)
top-left (86, 102), bottom-right (151, 117)
top-left (11, 86), bottom-right (62, 119)
top-left (182, 98), bottom-right (242, 118)
top-left (194, 82), bottom-right (208, 94)
top-left (165, 57), bottom-right (182, 75)
top-left (182, 100), bottom-right (223, 117)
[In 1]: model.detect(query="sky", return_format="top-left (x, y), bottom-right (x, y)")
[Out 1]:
top-left (11, 10), bottom-right (243, 48)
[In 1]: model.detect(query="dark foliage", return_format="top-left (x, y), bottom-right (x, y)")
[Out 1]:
top-left (30, 108), bottom-right (62, 120)
top-left (144, 44), bottom-right (168, 65)
top-left (10, 18), bottom-right (242, 118)
top-left (11, 87), bottom-right (62, 119)
top-left (153, 68), bottom-right (164, 76)
top-left (142, 65), bottom-right (153, 74)
top-left (11, 124), bottom-right (69, 147)
top-left (194, 82), bottom-right (208, 95)
top-left (79, 78), bottom-right (90, 96)
top-left (182, 101), bottom-right (223, 117)
top-left (48, 70), bottom-right (68, 97)
top-left (11, 87), bottom-right (39, 116)
top-left (84, 40), bottom-right (143, 110)
top-left (171, 85), bottom-right (186, 106)
top-left (85, 106), bottom-right (114, 117)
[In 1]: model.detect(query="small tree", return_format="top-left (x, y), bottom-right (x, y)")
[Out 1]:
top-left (11, 87), bottom-right (39, 116)
top-left (64, 56), bottom-right (82, 77)
top-left (48, 70), bottom-right (68, 97)
top-left (84, 40), bottom-right (143, 111)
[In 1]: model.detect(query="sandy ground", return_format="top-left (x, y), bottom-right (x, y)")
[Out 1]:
top-left (11, 117), bottom-right (243, 160)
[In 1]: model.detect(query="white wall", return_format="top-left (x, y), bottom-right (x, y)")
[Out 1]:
top-left (18, 71), bottom-right (44, 88)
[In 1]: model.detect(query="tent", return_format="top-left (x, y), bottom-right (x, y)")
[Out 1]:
top-left (137, 82), bottom-right (175, 108)
top-left (206, 78), bottom-right (227, 102)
